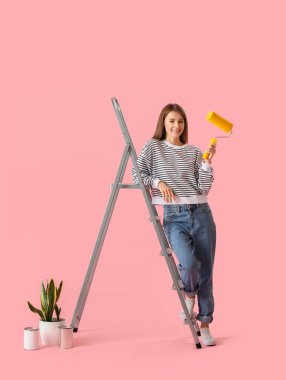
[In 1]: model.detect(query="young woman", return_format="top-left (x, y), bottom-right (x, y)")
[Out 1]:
top-left (132, 103), bottom-right (217, 346)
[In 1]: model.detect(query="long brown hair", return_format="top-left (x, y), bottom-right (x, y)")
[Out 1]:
top-left (153, 103), bottom-right (188, 144)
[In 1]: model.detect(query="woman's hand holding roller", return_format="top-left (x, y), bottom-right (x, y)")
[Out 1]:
top-left (204, 144), bottom-right (216, 164)
top-left (158, 181), bottom-right (175, 203)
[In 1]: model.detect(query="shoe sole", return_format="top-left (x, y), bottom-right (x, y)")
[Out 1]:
top-left (202, 343), bottom-right (216, 347)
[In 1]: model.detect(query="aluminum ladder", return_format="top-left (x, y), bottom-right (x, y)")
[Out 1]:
top-left (71, 97), bottom-right (202, 349)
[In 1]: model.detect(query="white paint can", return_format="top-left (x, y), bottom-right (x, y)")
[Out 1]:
top-left (58, 326), bottom-right (73, 349)
top-left (24, 327), bottom-right (39, 350)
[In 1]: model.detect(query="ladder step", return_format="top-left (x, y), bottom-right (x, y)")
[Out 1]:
top-left (172, 280), bottom-right (184, 290)
top-left (110, 183), bottom-right (140, 189)
top-left (148, 216), bottom-right (161, 223)
top-left (160, 248), bottom-right (172, 256)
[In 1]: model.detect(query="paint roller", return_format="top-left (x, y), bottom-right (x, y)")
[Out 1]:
top-left (202, 111), bottom-right (234, 160)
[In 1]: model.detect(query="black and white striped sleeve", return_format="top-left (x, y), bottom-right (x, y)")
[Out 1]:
top-left (195, 148), bottom-right (214, 195)
top-left (132, 141), bottom-right (160, 189)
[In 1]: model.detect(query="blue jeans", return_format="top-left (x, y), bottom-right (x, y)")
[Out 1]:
top-left (162, 203), bottom-right (216, 324)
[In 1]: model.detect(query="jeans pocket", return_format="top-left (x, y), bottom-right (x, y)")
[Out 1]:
top-left (163, 206), bottom-right (180, 222)
top-left (163, 214), bottom-right (174, 225)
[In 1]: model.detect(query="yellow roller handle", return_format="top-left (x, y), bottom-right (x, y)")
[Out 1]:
top-left (203, 138), bottom-right (217, 160)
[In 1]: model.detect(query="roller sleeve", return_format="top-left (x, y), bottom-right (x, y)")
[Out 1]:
top-left (206, 111), bottom-right (233, 133)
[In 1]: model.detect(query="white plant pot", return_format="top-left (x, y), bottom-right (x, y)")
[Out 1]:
top-left (39, 318), bottom-right (65, 346)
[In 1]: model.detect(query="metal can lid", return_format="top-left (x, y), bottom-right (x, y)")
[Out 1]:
top-left (24, 327), bottom-right (39, 331)
top-left (58, 325), bottom-right (73, 330)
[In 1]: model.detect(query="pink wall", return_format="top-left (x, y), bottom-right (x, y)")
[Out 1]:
top-left (1, 0), bottom-right (285, 378)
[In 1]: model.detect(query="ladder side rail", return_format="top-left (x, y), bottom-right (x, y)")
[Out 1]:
top-left (129, 149), bottom-right (200, 344)
top-left (123, 131), bottom-right (199, 340)
top-left (112, 98), bottom-right (138, 154)
top-left (71, 144), bottom-right (131, 330)
top-left (112, 98), bottom-right (200, 345)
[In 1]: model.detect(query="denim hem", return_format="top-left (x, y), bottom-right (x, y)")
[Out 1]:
top-left (196, 316), bottom-right (213, 323)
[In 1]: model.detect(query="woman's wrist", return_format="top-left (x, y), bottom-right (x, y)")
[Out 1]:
top-left (201, 161), bottom-right (212, 172)
top-left (152, 178), bottom-right (162, 189)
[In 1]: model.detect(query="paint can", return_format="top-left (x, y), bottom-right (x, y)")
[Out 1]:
top-left (58, 326), bottom-right (73, 349)
top-left (24, 327), bottom-right (39, 350)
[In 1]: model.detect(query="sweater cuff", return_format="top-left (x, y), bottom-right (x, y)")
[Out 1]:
top-left (152, 178), bottom-right (161, 189)
top-left (201, 162), bottom-right (212, 172)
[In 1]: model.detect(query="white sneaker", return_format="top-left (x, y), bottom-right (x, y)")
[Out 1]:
top-left (200, 327), bottom-right (216, 346)
top-left (180, 297), bottom-right (195, 321)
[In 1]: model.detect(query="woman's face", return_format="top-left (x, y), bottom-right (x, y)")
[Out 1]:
top-left (164, 111), bottom-right (185, 140)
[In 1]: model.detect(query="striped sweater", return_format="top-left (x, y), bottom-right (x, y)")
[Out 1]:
top-left (132, 139), bottom-right (214, 205)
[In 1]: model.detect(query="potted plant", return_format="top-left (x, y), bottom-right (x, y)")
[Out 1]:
top-left (27, 278), bottom-right (65, 346)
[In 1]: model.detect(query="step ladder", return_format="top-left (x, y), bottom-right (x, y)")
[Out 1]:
top-left (70, 97), bottom-right (202, 349)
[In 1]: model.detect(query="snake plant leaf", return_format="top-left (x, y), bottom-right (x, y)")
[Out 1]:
top-left (40, 282), bottom-right (48, 319)
top-left (45, 280), bottom-right (50, 320)
top-left (46, 278), bottom-right (52, 297)
top-left (55, 304), bottom-right (61, 321)
top-left (55, 304), bottom-right (59, 320)
top-left (47, 279), bottom-right (57, 321)
top-left (27, 301), bottom-right (45, 320)
top-left (55, 281), bottom-right (63, 304)
top-left (46, 280), bottom-right (49, 300)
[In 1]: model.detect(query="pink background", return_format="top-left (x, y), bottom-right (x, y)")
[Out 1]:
top-left (1, 0), bottom-right (285, 378)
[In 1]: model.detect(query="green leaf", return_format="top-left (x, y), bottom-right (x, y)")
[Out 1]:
top-left (40, 282), bottom-right (48, 319)
top-left (47, 279), bottom-right (56, 321)
top-left (27, 301), bottom-right (45, 320)
top-left (55, 304), bottom-right (59, 319)
top-left (55, 281), bottom-right (63, 304)
top-left (55, 304), bottom-right (61, 321)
